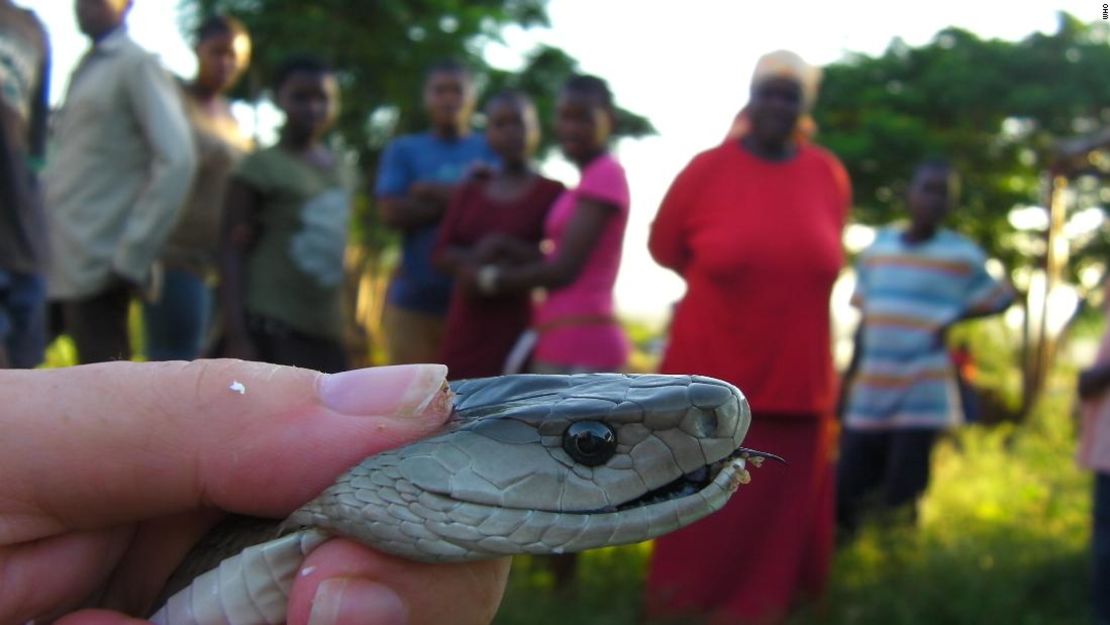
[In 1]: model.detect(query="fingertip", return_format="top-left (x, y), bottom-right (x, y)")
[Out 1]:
top-left (289, 540), bottom-right (510, 625)
top-left (316, 364), bottom-right (450, 420)
top-left (307, 578), bottom-right (408, 625)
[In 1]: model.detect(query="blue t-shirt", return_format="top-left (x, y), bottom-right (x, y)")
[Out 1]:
top-left (375, 131), bottom-right (496, 314)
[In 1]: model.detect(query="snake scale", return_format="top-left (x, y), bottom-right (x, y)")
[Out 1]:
top-left (150, 372), bottom-right (769, 625)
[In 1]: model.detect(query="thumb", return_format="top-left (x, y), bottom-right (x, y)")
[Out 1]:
top-left (0, 360), bottom-right (451, 542)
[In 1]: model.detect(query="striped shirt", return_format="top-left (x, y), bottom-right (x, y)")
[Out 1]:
top-left (844, 227), bottom-right (1013, 430)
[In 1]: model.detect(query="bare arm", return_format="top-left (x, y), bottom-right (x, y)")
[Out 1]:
top-left (28, 22), bottom-right (49, 167)
top-left (475, 234), bottom-right (545, 265)
top-left (434, 244), bottom-right (478, 276)
top-left (378, 181), bottom-right (458, 230)
top-left (218, 179), bottom-right (261, 358)
top-left (494, 198), bottom-right (616, 292)
top-left (0, 114), bottom-right (22, 228)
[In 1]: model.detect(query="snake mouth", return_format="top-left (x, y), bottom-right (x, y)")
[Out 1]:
top-left (612, 447), bottom-right (782, 512)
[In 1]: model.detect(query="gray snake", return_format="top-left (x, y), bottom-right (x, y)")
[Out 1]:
top-left (151, 372), bottom-right (764, 624)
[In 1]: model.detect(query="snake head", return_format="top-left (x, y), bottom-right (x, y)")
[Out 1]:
top-left (291, 373), bottom-right (756, 561)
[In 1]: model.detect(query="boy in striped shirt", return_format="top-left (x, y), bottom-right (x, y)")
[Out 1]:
top-left (836, 159), bottom-right (1013, 537)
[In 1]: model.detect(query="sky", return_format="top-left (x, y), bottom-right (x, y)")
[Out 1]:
top-left (20, 0), bottom-right (1099, 329)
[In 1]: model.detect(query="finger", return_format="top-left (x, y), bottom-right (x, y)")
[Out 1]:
top-left (0, 361), bottom-right (450, 543)
top-left (0, 526), bottom-right (134, 623)
top-left (287, 539), bottom-right (510, 625)
top-left (96, 509), bottom-right (226, 616)
top-left (54, 609), bottom-right (151, 625)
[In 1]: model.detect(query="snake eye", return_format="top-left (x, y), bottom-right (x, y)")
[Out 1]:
top-left (562, 421), bottom-right (617, 467)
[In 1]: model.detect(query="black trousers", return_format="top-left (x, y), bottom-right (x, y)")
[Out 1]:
top-left (247, 314), bottom-right (348, 374)
top-left (62, 282), bottom-right (132, 364)
top-left (836, 427), bottom-right (939, 536)
top-left (1095, 472), bottom-right (1110, 625)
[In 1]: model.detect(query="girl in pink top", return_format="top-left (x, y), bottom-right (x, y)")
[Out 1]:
top-left (469, 74), bottom-right (631, 373)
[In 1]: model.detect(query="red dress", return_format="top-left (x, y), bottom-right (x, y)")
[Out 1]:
top-left (433, 176), bottom-right (564, 380)
top-left (645, 141), bottom-right (851, 624)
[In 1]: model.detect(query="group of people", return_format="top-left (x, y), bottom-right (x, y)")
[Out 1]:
top-left (4, 2), bottom-right (1105, 625)
top-left (376, 63), bottom-right (630, 383)
top-left (0, 0), bottom-right (631, 384)
top-left (1, 0), bottom-right (243, 367)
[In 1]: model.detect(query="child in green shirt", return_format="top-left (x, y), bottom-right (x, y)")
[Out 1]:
top-left (219, 55), bottom-right (353, 372)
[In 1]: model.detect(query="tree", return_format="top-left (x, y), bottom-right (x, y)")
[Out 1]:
top-left (814, 13), bottom-right (1110, 416)
top-left (179, 0), bottom-right (654, 363)
top-left (817, 13), bottom-right (1109, 270)
top-left (181, 0), bottom-right (652, 157)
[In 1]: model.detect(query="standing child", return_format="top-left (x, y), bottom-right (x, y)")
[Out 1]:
top-left (836, 159), bottom-right (1013, 537)
top-left (219, 55), bottom-right (353, 373)
top-left (376, 59), bottom-right (497, 365)
top-left (144, 15), bottom-right (253, 361)
top-left (433, 91), bottom-right (564, 380)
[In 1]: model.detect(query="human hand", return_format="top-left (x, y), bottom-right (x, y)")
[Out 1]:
top-left (472, 234), bottom-right (515, 264)
top-left (105, 271), bottom-right (147, 299)
top-left (454, 262), bottom-right (483, 295)
top-left (0, 361), bottom-right (510, 625)
top-left (408, 181), bottom-right (454, 203)
top-left (465, 162), bottom-right (495, 182)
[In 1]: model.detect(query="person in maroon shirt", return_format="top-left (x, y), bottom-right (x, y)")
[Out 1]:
top-left (643, 50), bottom-right (852, 625)
top-left (433, 91), bottom-right (563, 379)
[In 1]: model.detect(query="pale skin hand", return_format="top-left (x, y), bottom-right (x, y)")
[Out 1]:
top-left (0, 360), bottom-right (510, 625)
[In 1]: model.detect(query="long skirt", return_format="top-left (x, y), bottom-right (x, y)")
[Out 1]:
top-left (643, 413), bottom-right (836, 625)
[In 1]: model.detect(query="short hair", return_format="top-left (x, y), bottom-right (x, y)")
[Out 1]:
top-left (912, 157), bottom-right (961, 199)
top-left (484, 89), bottom-right (532, 111)
top-left (424, 58), bottom-right (473, 82)
top-left (562, 74), bottom-right (614, 110)
top-left (271, 54), bottom-right (333, 93)
top-left (194, 14), bottom-right (248, 45)
top-left (914, 157), bottom-right (953, 175)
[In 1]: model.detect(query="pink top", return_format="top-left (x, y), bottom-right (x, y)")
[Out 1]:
top-left (532, 153), bottom-right (631, 370)
top-left (1080, 303), bottom-right (1110, 472)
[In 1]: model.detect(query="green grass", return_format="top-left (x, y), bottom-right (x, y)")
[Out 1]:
top-left (494, 373), bottom-right (1095, 625)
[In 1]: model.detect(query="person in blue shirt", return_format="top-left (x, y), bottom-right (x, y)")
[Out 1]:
top-left (376, 59), bottom-right (496, 364)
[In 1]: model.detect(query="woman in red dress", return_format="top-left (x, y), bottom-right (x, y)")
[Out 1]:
top-left (644, 50), bottom-right (852, 625)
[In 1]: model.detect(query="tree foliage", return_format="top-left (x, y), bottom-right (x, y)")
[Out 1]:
top-left (815, 13), bottom-right (1110, 277)
top-left (179, 0), bottom-right (652, 159)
